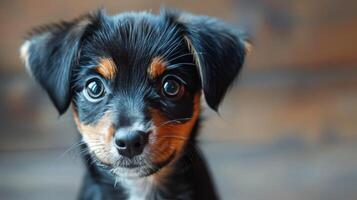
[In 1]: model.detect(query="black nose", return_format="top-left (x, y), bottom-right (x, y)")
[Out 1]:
top-left (114, 130), bottom-right (149, 158)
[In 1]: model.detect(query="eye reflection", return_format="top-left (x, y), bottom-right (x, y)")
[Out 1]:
top-left (84, 78), bottom-right (105, 101)
top-left (161, 76), bottom-right (185, 99)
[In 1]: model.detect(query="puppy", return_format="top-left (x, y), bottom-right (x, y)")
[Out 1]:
top-left (20, 9), bottom-right (250, 200)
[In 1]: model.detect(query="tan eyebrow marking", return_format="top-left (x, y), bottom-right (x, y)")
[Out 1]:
top-left (148, 57), bottom-right (166, 79)
top-left (95, 58), bottom-right (117, 80)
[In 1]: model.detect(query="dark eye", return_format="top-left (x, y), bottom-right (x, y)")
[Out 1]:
top-left (162, 77), bottom-right (184, 99)
top-left (84, 78), bottom-right (105, 101)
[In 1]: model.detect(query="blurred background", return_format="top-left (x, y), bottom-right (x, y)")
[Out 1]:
top-left (1, 0), bottom-right (357, 199)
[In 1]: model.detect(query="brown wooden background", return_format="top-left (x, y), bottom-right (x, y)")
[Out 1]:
top-left (1, 0), bottom-right (357, 200)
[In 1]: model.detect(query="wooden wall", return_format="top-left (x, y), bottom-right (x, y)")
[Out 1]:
top-left (1, 0), bottom-right (357, 145)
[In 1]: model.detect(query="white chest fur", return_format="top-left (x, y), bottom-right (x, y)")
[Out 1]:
top-left (119, 176), bottom-right (155, 200)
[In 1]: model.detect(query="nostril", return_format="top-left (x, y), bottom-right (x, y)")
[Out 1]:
top-left (132, 134), bottom-right (145, 149)
top-left (115, 139), bottom-right (127, 149)
top-left (134, 141), bottom-right (141, 148)
top-left (117, 140), bottom-right (126, 148)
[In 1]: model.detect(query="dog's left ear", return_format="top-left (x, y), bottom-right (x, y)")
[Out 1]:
top-left (172, 12), bottom-right (252, 111)
top-left (20, 14), bottom-right (94, 114)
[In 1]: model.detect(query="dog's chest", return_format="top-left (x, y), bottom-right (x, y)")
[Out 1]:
top-left (119, 176), bottom-right (155, 200)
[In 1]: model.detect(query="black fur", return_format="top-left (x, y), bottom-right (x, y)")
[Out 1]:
top-left (24, 14), bottom-right (95, 114)
top-left (22, 9), bottom-right (249, 200)
top-left (165, 11), bottom-right (247, 111)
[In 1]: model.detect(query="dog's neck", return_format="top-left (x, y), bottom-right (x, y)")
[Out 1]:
top-left (118, 176), bottom-right (155, 200)
top-left (83, 144), bottom-right (199, 199)
top-left (116, 157), bottom-right (192, 200)
top-left (116, 162), bottom-right (177, 199)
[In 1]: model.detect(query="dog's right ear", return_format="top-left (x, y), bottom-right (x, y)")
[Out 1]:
top-left (20, 13), bottom-right (98, 114)
top-left (165, 11), bottom-right (252, 111)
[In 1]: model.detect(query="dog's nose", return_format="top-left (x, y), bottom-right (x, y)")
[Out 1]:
top-left (114, 130), bottom-right (149, 158)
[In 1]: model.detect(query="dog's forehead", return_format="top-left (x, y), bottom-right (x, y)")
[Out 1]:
top-left (81, 13), bottom-right (189, 76)
top-left (80, 12), bottom-right (191, 81)
top-left (91, 13), bottom-right (183, 59)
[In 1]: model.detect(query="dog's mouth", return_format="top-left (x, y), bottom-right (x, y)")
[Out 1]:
top-left (94, 150), bottom-right (177, 178)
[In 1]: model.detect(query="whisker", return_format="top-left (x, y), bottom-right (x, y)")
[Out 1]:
top-left (56, 140), bottom-right (86, 161)
top-left (165, 52), bottom-right (204, 64)
top-left (157, 117), bottom-right (192, 127)
top-left (166, 63), bottom-right (196, 70)
top-left (154, 135), bottom-right (189, 141)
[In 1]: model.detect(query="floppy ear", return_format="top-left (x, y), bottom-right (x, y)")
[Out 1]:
top-left (174, 12), bottom-right (252, 111)
top-left (20, 14), bottom-right (93, 114)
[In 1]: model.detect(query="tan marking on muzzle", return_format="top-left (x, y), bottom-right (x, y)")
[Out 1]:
top-left (150, 92), bottom-right (201, 182)
top-left (72, 107), bottom-right (115, 164)
top-left (149, 92), bottom-right (201, 163)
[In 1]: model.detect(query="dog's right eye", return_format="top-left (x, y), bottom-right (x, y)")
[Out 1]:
top-left (84, 78), bottom-right (105, 102)
top-left (161, 75), bottom-right (185, 100)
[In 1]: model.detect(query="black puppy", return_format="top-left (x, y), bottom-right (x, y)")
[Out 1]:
top-left (20, 9), bottom-right (251, 200)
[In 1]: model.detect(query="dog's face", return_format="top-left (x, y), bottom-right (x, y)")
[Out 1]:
top-left (21, 10), bottom-right (250, 178)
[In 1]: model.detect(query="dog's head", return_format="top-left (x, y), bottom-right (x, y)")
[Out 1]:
top-left (20, 10), bottom-right (251, 178)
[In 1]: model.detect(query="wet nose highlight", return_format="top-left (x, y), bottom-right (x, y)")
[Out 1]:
top-left (114, 130), bottom-right (149, 158)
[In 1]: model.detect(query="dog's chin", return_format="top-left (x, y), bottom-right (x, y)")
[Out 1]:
top-left (107, 151), bottom-right (176, 179)
top-left (110, 166), bottom-right (155, 179)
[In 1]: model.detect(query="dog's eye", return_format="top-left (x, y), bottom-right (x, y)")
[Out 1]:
top-left (162, 76), bottom-right (184, 99)
top-left (84, 78), bottom-right (105, 101)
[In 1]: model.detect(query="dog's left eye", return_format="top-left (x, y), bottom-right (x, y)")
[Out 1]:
top-left (162, 76), bottom-right (185, 99)
top-left (84, 78), bottom-right (105, 101)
